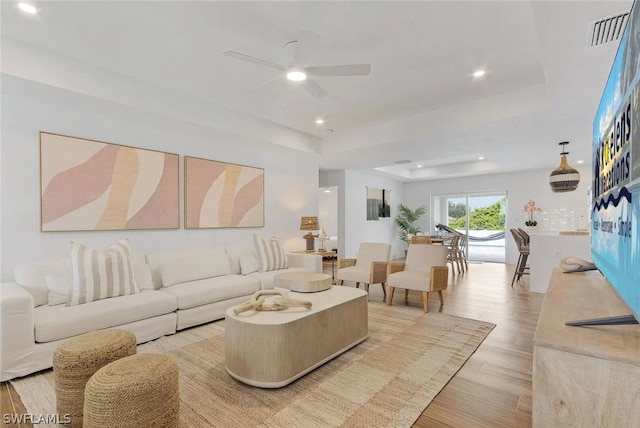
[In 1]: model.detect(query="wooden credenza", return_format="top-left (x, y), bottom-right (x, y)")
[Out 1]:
top-left (532, 269), bottom-right (640, 427)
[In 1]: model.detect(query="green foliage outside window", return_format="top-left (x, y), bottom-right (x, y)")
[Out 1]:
top-left (449, 198), bottom-right (505, 230)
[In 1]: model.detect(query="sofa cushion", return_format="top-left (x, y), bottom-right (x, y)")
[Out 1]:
top-left (239, 254), bottom-right (259, 274)
top-left (149, 248), bottom-right (232, 287)
top-left (34, 290), bottom-right (177, 343)
top-left (131, 253), bottom-right (154, 291)
top-left (225, 246), bottom-right (256, 275)
top-left (160, 275), bottom-right (259, 310)
top-left (253, 234), bottom-right (288, 272)
top-left (69, 239), bottom-right (139, 306)
top-left (46, 273), bottom-right (70, 306)
top-left (14, 258), bottom-right (70, 307)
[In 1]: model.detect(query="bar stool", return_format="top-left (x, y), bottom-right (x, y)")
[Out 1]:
top-left (510, 228), bottom-right (530, 287)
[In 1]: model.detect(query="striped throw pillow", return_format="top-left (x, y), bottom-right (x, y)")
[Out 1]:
top-left (69, 239), bottom-right (139, 306)
top-left (253, 234), bottom-right (288, 272)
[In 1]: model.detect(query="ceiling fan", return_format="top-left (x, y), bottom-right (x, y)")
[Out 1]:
top-left (222, 29), bottom-right (371, 99)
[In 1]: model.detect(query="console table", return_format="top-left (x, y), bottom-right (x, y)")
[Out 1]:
top-left (532, 268), bottom-right (640, 427)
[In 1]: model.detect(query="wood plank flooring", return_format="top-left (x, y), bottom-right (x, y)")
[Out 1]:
top-left (1, 262), bottom-right (543, 428)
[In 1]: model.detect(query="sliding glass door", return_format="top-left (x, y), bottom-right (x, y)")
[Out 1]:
top-left (432, 192), bottom-right (506, 263)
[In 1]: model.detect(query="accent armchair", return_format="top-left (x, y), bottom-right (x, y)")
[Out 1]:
top-left (336, 242), bottom-right (391, 295)
top-left (386, 244), bottom-right (448, 312)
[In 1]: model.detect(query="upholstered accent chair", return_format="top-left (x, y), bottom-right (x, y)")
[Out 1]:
top-left (336, 242), bottom-right (391, 295)
top-left (386, 244), bottom-right (448, 312)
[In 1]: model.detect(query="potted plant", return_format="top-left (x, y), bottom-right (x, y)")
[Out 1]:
top-left (523, 200), bottom-right (541, 227)
top-left (394, 204), bottom-right (428, 242)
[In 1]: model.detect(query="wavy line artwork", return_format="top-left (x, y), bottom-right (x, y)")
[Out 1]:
top-left (185, 156), bottom-right (264, 228)
top-left (40, 132), bottom-right (179, 231)
top-left (593, 187), bottom-right (633, 212)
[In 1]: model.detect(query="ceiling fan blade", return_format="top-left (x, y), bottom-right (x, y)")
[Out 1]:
top-left (302, 78), bottom-right (328, 99)
top-left (291, 29), bottom-right (321, 67)
top-left (222, 50), bottom-right (287, 71)
top-left (305, 64), bottom-right (371, 76)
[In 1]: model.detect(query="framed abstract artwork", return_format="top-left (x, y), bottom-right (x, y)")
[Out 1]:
top-left (40, 132), bottom-right (179, 231)
top-left (184, 156), bottom-right (264, 228)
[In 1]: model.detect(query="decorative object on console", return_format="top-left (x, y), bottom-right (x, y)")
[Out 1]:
top-left (40, 132), bottom-right (179, 231)
top-left (300, 216), bottom-right (319, 251)
top-left (523, 199), bottom-right (541, 226)
top-left (317, 229), bottom-right (330, 251)
top-left (184, 156), bottom-right (264, 229)
top-left (549, 141), bottom-right (580, 193)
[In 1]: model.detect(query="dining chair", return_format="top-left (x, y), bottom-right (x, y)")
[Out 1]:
top-left (411, 235), bottom-right (433, 244)
top-left (336, 242), bottom-right (391, 295)
top-left (446, 234), bottom-right (464, 274)
top-left (386, 244), bottom-right (448, 312)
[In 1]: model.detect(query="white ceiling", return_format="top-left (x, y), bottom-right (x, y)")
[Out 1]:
top-left (1, 0), bottom-right (633, 181)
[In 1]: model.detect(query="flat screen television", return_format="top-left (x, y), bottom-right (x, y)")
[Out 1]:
top-left (570, 0), bottom-right (640, 326)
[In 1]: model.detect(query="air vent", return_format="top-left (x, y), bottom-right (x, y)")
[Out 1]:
top-left (393, 160), bottom-right (411, 164)
top-left (587, 11), bottom-right (629, 48)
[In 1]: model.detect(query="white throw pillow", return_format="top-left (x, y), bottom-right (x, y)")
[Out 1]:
top-left (130, 253), bottom-right (155, 290)
top-left (46, 273), bottom-right (71, 306)
top-left (69, 239), bottom-right (139, 306)
top-left (239, 254), bottom-right (259, 274)
top-left (160, 248), bottom-right (232, 287)
top-left (253, 234), bottom-right (288, 272)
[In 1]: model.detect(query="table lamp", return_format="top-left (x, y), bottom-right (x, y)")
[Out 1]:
top-left (300, 216), bottom-right (319, 252)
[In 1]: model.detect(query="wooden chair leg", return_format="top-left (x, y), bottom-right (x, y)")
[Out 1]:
top-left (438, 290), bottom-right (444, 305)
top-left (387, 287), bottom-right (395, 306)
top-left (422, 291), bottom-right (429, 312)
top-left (404, 289), bottom-right (409, 299)
top-left (337, 279), bottom-right (343, 286)
top-left (364, 283), bottom-right (369, 293)
top-left (381, 283), bottom-right (386, 296)
top-left (355, 282), bottom-right (360, 289)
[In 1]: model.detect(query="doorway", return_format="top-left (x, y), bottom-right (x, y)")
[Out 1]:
top-left (432, 192), bottom-right (506, 263)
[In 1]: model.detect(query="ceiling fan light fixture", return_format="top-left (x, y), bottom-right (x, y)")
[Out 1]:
top-left (286, 70), bottom-right (307, 81)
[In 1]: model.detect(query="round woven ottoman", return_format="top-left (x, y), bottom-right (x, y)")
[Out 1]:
top-left (53, 329), bottom-right (137, 428)
top-left (83, 353), bottom-right (180, 428)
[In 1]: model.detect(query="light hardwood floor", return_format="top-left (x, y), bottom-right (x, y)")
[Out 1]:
top-left (1, 262), bottom-right (543, 428)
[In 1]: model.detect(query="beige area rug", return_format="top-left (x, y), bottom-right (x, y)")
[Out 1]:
top-left (12, 302), bottom-right (494, 427)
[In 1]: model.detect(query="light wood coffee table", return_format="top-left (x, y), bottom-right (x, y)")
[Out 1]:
top-left (225, 286), bottom-right (368, 388)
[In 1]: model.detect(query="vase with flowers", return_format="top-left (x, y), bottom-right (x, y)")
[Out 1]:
top-left (523, 200), bottom-right (541, 227)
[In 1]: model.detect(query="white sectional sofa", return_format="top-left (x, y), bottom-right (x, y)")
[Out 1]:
top-left (0, 241), bottom-right (320, 381)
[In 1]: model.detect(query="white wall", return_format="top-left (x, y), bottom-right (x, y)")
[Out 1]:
top-left (402, 166), bottom-right (592, 265)
top-left (1, 83), bottom-right (319, 280)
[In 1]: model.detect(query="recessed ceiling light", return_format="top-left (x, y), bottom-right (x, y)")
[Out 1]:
top-left (478, 156), bottom-right (485, 160)
top-left (286, 70), bottom-right (306, 81)
top-left (315, 119), bottom-right (324, 125)
top-left (18, 2), bottom-right (37, 14)
top-left (577, 160), bottom-right (585, 164)
top-left (416, 165), bottom-right (423, 168)
top-left (472, 70), bottom-right (486, 78)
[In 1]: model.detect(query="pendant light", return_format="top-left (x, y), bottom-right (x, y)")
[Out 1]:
top-left (549, 141), bottom-right (580, 193)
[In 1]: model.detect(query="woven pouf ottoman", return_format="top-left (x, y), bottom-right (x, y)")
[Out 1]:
top-left (53, 329), bottom-right (137, 428)
top-left (83, 353), bottom-right (180, 428)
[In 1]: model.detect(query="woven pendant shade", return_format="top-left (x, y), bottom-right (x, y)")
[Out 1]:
top-left (549, 142), bottom-right (580, 193)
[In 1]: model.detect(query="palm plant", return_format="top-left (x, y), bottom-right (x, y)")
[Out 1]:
top-left (393, 204), bottom-right (428, 241)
